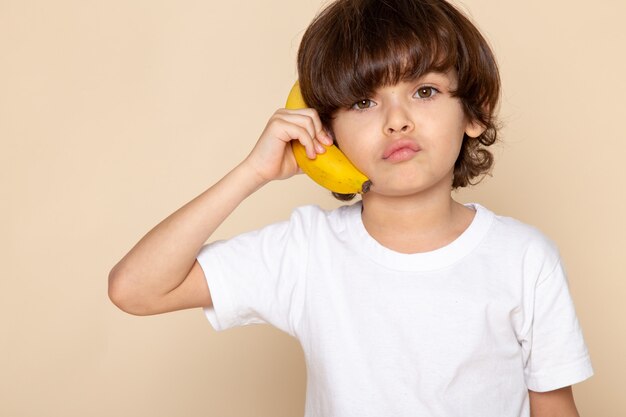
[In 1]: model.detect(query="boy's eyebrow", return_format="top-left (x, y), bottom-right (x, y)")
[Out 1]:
top-left (413, 71), bottom-right (457, 88)
top-left (416, 71), bottom-right (452, 82)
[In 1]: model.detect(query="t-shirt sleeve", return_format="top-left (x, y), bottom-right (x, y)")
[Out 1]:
top-left (195, 207), bottom-right (312, 337)
top-left (521, 259), bottom-right (594, 392)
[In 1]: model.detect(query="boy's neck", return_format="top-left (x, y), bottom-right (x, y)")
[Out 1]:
top-left (360, 189), bottom-right (475, 254)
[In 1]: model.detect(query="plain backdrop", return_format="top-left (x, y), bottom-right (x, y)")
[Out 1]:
top-left (1, 0), bottom-right (624, 416)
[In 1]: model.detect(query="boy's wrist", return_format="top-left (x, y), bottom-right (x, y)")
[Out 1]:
top-left (234, 159), bottom-right (272, 192)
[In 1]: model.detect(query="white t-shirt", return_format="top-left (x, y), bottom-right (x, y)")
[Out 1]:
top-left (196, 202), bottom-right (593, 417)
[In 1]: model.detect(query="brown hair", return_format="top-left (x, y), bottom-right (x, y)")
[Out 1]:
top-left (296, 0), bottom-right (501, 200)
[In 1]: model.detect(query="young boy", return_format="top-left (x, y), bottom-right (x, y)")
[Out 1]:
top-left (108, 0), bottom-right (594, 415)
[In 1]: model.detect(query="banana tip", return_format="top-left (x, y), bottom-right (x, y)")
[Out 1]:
top-left (361, 180), bottom-right (372, 194)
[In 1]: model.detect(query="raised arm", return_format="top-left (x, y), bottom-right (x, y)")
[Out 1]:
top-left (108, 107), bottom-right (332, 315)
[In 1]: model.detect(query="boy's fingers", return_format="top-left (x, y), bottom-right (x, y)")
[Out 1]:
top-left (274, 110), bottom-right (331, 158)
top-left (314, 139), bottom-right (326, 154)
top-left (284, 123), bottom-right (317, 159)
top-left (280, 108), bottom-right (329, 146)
top-left (318, 132), bottom-right (334, 146)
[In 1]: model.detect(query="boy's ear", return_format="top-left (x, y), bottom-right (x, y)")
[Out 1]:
top-left (464, 119), bottom-right (487, 138)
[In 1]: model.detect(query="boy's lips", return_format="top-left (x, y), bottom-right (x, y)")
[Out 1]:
top-left (382, 138), bottom-right (421, 162)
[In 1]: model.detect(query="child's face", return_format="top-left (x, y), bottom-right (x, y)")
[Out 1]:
top-left (330, 70), bottom-right (484, 197)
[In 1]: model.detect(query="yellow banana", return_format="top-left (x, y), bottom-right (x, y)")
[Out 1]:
top-left (285, 81), bottom-right (370, 194)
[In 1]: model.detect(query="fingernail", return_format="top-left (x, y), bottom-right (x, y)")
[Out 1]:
top-left (316, 132), bottom-right (330, 145)
top-left (315, 143), bottom-right (326, 154)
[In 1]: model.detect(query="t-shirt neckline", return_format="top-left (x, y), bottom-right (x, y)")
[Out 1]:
top-left (346, 201), bottom-right (494, 272)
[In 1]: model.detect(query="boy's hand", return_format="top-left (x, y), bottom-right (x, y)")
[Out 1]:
top-left (242, 107), bottom-right (333, 183)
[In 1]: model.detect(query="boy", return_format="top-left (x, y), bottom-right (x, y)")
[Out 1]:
top-left (108, 0), bottom-right (594, 415)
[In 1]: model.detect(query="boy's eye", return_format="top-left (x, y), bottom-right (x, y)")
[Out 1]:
top-left (415, 87), bottom-right (438, 99)
top-left (351, 99), bottom-right (375, 110)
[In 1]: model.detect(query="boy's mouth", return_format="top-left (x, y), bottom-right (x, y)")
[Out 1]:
top-left (382, 139), bottom-right (421, 162)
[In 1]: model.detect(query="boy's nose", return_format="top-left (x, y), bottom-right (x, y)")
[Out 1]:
top-left (384, 107), bottom-right (415, 135)
top-left (384, 102), bottom-right (414, 135)
top-left (386, 122), bottom-right (413, 134)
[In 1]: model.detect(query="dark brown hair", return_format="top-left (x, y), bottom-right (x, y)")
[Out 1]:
top-left (297, 0), bottom-right (501, 200)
